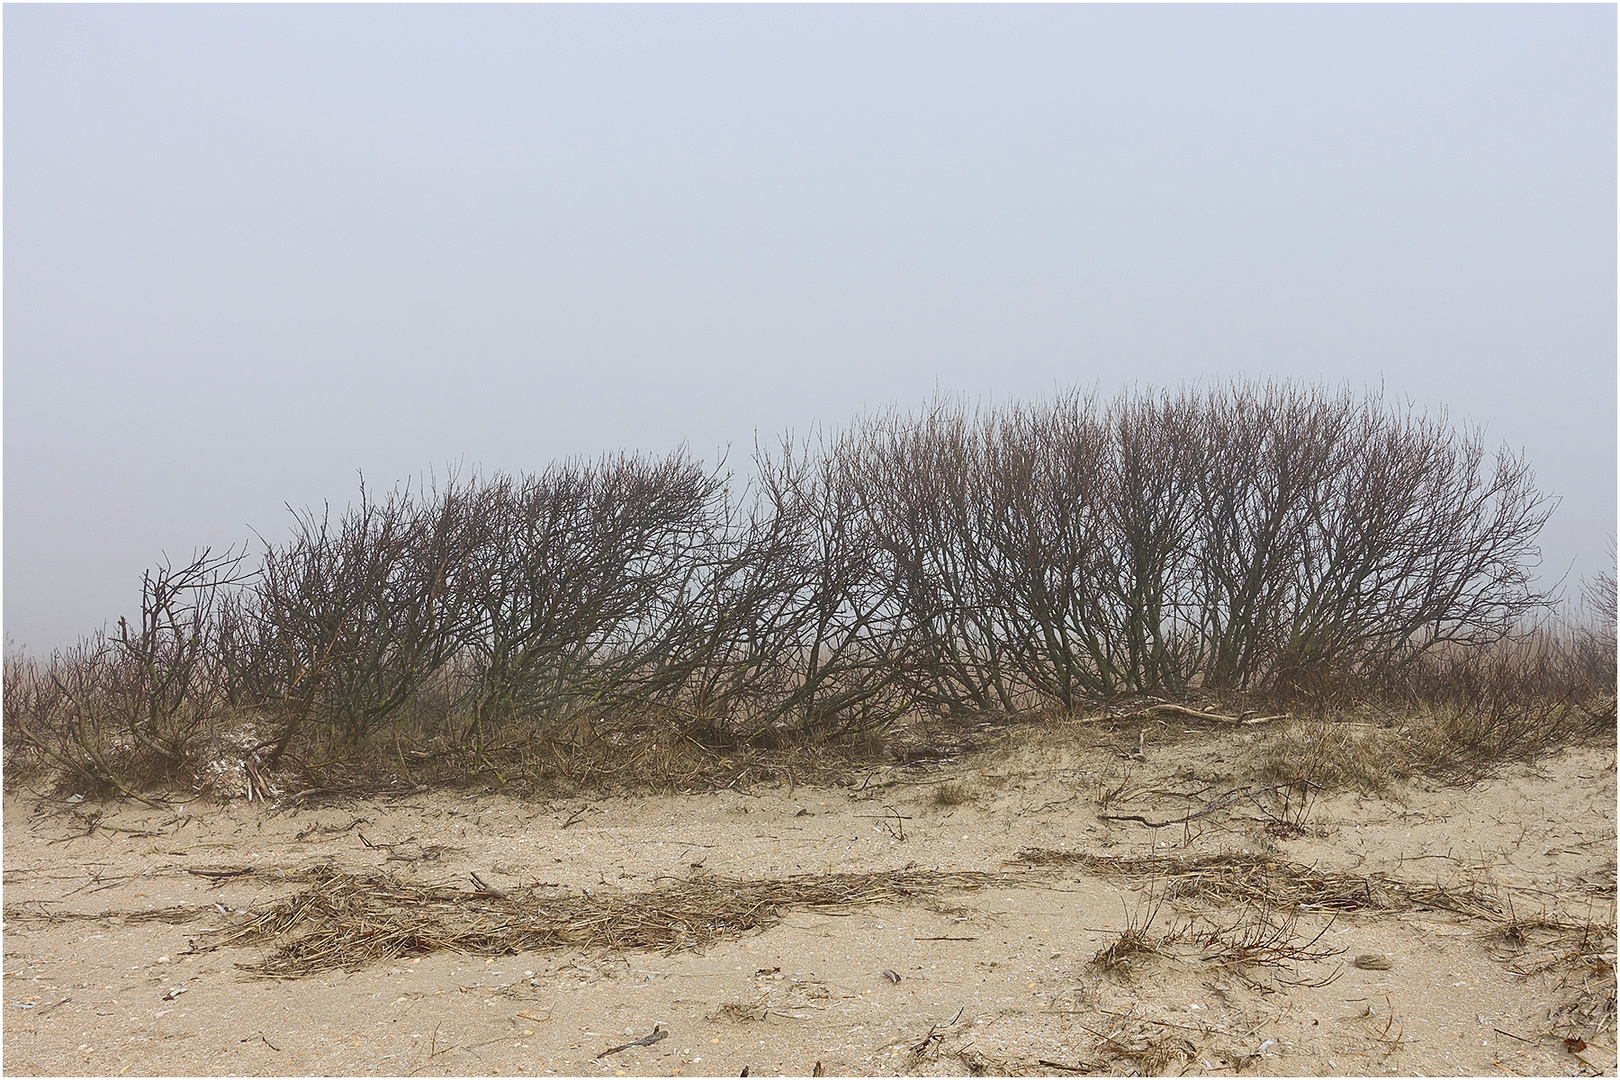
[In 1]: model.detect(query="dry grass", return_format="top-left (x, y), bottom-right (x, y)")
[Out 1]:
top-left (1175, 904), bottom-right (1344, 984)
top-left (1031, 846), bottom-right (1617, 1034)
top-left (1085, 879), bottom-right (1345, 991)
top-left (1257, 716), bottom-right (1414, 792)
top-left (208, 864), bottom-right (1034, 978)
top-left (1083, 1021), bottom-right (1199, 1075)
top-left (1406, 699), bottom-right (1616, 783)
top-left (1256, 657), bottom-right (1616, 795)
top-left (1488, 911), bottom-right (1618, 1036)
top-left (3, 900), bottom-right (216, 926)
top-left (1089, 905), bottom-right (1165, 983)
top-left (1018, 849), bottom-right (1504, 919)
top-left (242, 707), bottom-right (1005, 804)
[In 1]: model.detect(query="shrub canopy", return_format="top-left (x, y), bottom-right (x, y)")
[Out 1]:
top-left (4, 381), bottom-right (1568, 790)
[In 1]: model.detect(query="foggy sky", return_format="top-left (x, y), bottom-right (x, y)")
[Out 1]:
top-left (6, 4), bottom-right (1616, 652)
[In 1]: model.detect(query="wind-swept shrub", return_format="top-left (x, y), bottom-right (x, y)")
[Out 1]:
top-left (1185, 384), bottom-right (1552, 698)
top-left (455, 452), bottom-right (726, 733)
top-left (2, 549), bottom-right (247, 795)
top-left (663, 434), bottom-right (911, 740)
top-left (3, 379), bottom-right (1586, 796)
top-left (240, 478), bottom-right (482, 765)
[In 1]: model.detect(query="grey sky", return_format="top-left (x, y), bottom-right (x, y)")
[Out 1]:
top-left (6, 4), bottom-right (1615, 652)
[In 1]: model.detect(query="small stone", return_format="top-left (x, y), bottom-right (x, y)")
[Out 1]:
top-left (1353, 953), bottom-right (1393, 970)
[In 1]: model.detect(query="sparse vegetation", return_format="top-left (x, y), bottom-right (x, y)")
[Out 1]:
top-left (1089, 896), bottom-right (1167, 982)
top-left (5, 380), bottom-right (1612, 800)
top-left (1017, 849), bottom-right (1507, 919)
top-left (194, 864), bottom-right (1032, 978)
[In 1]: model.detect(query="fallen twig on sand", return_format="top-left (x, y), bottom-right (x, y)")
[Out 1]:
top-left (1096, 783), bottom-right (1288, 829)
top-left (595, 1025), bottom-right (667, 1059)
top-left (3, 901), bottom-right (216, 926)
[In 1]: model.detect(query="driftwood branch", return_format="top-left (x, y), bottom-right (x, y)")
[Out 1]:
top-left (1077, 703), bottom-right (1289, 726)
top-left (1099, 783), bottom-right (1291, 829)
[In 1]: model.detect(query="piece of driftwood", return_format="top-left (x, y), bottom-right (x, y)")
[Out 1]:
top-left (1076, 703), bottom-right (1288, 726)
top-left (596, 1025), bottom-right (667, 1059)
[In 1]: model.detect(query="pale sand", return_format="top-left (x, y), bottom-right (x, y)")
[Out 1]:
top-left (4, 720), bottom-right (1614, 1077)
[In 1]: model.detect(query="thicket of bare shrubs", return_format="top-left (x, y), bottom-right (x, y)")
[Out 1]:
top-left (5, 381), bottom-right (1613, 798)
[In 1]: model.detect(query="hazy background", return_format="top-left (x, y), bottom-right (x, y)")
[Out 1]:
top-left (6, 4), bottom-right (1615, 653)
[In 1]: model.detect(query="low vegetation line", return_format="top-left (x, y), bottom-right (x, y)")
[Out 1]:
top-left (5, 379), bottom-right (1614, 800)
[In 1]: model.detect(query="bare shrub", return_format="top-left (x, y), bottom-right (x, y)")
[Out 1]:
top-left (675, 433), bottom-right (912, 740)
top-left (843, 396), bottom-right (1019, 713)
top-left (234, 477), bottom-right (482, 768)
top-left (4, 549), bottom-right (248, 797)
top-left (835, 382), bottom-right (1555, 711)
top-left (454, 453), bottom-right (725, 737)
top-left (1186, 383), bottom-right (1553, 700)
top-left (5, 380), bottom-right (1589, 797)
top-left (109, 548), bottom-right (250, 765)
top-left (1574, 535), bottom-right (1618, 705)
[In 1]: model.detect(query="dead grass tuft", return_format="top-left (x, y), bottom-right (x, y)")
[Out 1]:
top-left (1090, 926), bottom-right (1160, 983)
top-left (1258, 717), bottom-right (1412, 792)
top-left (1175, 904), bottom-right (1344, 985)
top-left (1090, 898), bottom-right (1166, 983)
top-left (1087, 884), bottom-right (1344, 991)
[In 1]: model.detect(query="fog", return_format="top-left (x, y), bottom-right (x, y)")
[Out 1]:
top-left (6, 4), bottom-right (1614, 652)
